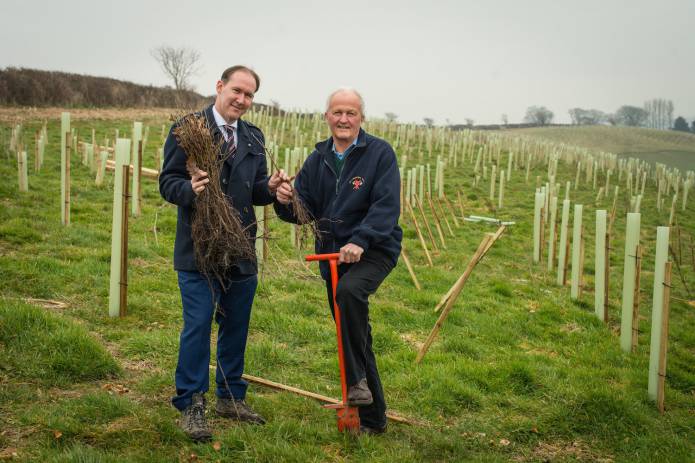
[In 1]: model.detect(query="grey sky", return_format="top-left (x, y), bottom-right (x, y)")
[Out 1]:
top-left (2, 0), bottom-right (693, 125)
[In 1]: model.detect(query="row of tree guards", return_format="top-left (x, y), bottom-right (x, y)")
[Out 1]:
top-left (6, 108), bottom-right (692, 415)
top-left (531, 157), bottom-right (691, 412)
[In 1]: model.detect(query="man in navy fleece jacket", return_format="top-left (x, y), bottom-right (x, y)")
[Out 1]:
top-left (274, 87), bottom-right (402, 435)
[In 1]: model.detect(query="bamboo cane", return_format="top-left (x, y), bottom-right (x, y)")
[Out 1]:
top-left (657, 261), bottom-right (672, 414)
top-left (416, 229), bottom-right (504, 363)
top-left (414, 194), bottom-right (438, 252)
top-left (406, 201), bottom-right (433, 266)
top-left (426, 193), bottom-right (447, 248)
top-left (119, 165), bottom-right (130, 317)
top-left (435, 196), bottom-right (454, 237)
top-left (400, 244), bottom-right (421, 290)
top-left (442, 193), bottom-right (460, 227)
top-left (631, 245), bottom-right (642, 351)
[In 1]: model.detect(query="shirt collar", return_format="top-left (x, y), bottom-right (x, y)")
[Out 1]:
top-left (331, 136), bottom-right (359, 157)
top-left (212, 105), bottom-right (238, 131)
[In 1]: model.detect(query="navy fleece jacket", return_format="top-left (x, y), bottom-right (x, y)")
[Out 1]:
top-left (274, 128), bottom-right (402, 279)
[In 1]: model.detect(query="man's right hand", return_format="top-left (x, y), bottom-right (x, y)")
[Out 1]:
top-left (187, 161), bottom-right (209, 195)
top-left (276, 181), bottom-right (293, 205)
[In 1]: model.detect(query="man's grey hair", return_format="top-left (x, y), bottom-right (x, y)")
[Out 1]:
top-left (325, 87), bottom-right (365, 116)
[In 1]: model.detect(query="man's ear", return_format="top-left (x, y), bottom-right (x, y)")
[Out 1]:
top-left (215, 80), bottom-right (224, 95)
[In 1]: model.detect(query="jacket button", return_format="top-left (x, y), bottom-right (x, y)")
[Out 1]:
top-left (248, 143), bottom-right (251, 147)
top-left (222, 178), bottom-right (227, 184)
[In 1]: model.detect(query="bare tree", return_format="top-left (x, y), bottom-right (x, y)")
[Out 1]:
top-left (465, 118), bottom-right (475, 127)
top-left (524, 106), bottom-right (554, 125)
top-left (384, 112), bottom-right (398, 122)
top-left (501, 114), bottom-right (508, 126)
top-left (644, 98), bottom-right (675, 130)
top-left (423, 117), bottom-right (434, 127)
top-left (568, 108), bottom-right (607, 125)
top-left (151, 45), bottom-right (201, 91)
top-left (615, 105), bottom-right (648, 127)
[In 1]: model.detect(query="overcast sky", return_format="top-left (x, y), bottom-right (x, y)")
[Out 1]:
top-left (2, 0), bottom-right (693, 125)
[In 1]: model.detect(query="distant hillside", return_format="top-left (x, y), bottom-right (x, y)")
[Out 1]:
top-left (0, 67), bottom-right (213, 108)
top-left (510, 125), bottom-right (695, 155)
top-left (511, 125), bottom-right (695, 171)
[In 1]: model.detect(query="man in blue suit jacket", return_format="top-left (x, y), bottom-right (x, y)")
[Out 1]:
top-left (159, 65), bottom-right (286, 441)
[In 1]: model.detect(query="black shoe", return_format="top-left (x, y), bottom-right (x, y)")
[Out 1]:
top-left (347, 378), bottom-right (373, 406)
top-left (216, 397), bottom-right (266, 424)
top-left (359, 423), bottom-right (387, 436)
top-left (180, 393), bottom-right (212, 442)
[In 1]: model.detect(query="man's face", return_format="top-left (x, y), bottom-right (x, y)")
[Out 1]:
top-left (214, 70), bottom-right (256, 122)
top-left (325, 91), bottom-right (363, 145)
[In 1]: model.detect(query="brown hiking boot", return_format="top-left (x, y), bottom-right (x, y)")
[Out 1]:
top-left (347, 378), bottom-right (373, 406)
top-left (180, 393), bottom-right (212, 442)
top-left (215, 397), bottom-right (266, 424)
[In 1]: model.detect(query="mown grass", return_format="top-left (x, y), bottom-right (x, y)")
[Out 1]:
top-left (0, 114), bottom-right (694, 462)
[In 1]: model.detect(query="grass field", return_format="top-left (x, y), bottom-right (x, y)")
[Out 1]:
top-left (1, 112), bottom-right (694, 462)
top-left (511, 126), bottom-right (695, 172)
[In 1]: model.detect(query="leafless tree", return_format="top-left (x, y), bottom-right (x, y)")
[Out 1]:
top-left (501, 114), bottom-right (508, 126)
top-left (615, 105), bottom-right (648, 127)
top-left (465, 118), bottom-right (475, 127)
top-left (644, 98), bottom-right (675, 130)
top-left (151, 45), bottom-right (201, 91)
top-left (524, 106), bottom-right (554, 125)
top-left (384, 112), bottom-right (398, 122)
top-left (568, 108), bottom-right (607, 125)
top-left (423, 117), bottom-right (434, 127)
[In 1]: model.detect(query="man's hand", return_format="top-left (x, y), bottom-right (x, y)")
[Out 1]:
top-left (187, 160), bottom-right (209, 196)
top-left (268, 169), bottom-right (289, 193)
top-left (273, 169), bottom-right (294, 205)
top-left (339, 243), bottom-right (364, 264)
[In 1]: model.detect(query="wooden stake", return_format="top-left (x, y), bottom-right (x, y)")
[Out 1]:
top-left (400, 244), bottom-right (421, 290)
top-left (604, 230), bottom-right (611, 323)
top-left (648, 227), bottom-right (670, 400)
top-left (442, 193), bottom-right (460, 227)
top-left (426, 193), bottom-right (447, 248)
top-left (656, 261), bottom-right (672, 414)
top-left (435, 196), bottom-right (454, 237)
top-left (414, 194), bottom-right (438, 251)
top-left (631, 245), bottom-right (642, 351)
top-left (417, 226), bottom-right (505, 362)
top-left (240, 373), bottom-right (414, 425)
top-left (456, 190), bottom-right (465, 220)
top-left (406, 201), bottom-right (433, 266)
top-left (64, 133), bottom-right (72, 225)
top-left (135, 140), bottom-right (143, 215)
top-left (119, 165), bottom-right (130, 317)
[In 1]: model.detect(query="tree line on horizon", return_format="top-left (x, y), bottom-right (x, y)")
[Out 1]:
top-left (0, 67), bottom-right (212, 108)
top-left (519, 99), bottom-right (694, 133)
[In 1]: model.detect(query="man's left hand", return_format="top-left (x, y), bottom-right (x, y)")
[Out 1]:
top-left (339, 243), bottom-right (364, 264)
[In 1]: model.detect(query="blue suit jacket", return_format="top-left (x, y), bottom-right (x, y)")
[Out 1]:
top-left (159, 104), bottom-right (275, 276)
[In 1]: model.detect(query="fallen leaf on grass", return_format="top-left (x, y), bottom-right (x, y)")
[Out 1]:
top-left (53, 430), bottom-right (62, 439)
top-left (101, 383), bottom-right (129, 394)
top-left (0, 447), bottom-right (19, 460)
top-left (212, 442), bottom-right (222, 451)
top-left (500, 438), bottom-right (511, 446)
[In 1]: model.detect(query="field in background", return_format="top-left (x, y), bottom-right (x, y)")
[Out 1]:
top-left (1, 110), bottom-right (694, 462)
top-left (512, 126), bottom-right (695, 172)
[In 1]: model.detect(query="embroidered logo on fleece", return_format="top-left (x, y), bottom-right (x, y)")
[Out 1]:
top-left (350, 176), bottom-right (364, 190)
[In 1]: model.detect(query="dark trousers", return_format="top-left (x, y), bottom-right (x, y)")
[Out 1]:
top-left (325, 250), bottom-right (394, 428)
top-left (172, 270), bottom-right (258, 411)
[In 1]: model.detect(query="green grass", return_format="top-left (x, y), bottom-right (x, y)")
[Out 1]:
top-left (0, 114), bottom-right (694, 462)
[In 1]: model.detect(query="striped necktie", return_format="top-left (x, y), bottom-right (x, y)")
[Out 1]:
top-left (223, 124), bottom-right (237, 158)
